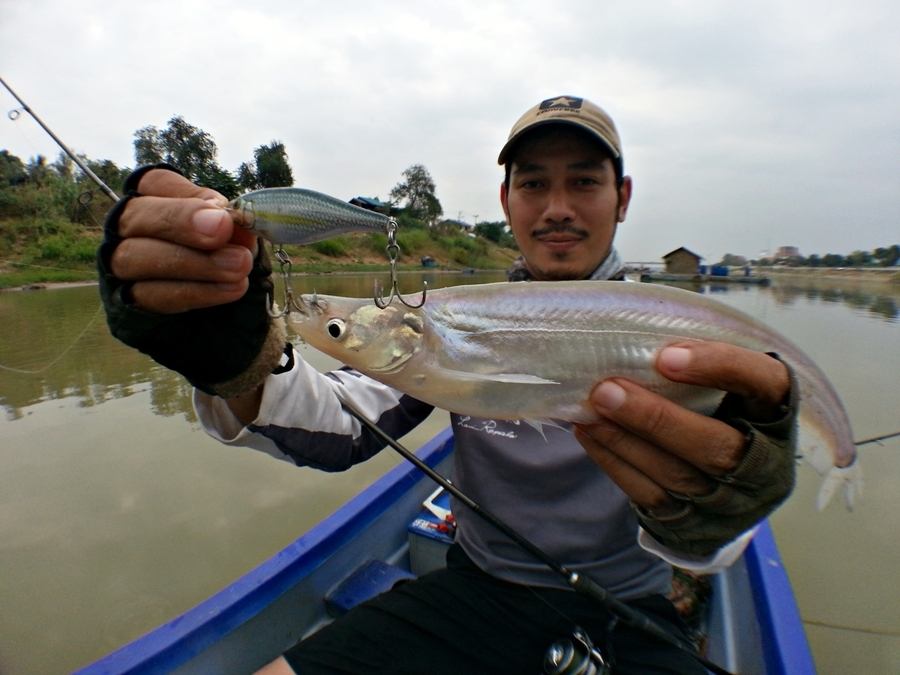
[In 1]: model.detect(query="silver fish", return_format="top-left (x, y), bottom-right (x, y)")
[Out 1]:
top-left (290, 280), bottom-right (861, 509)
top-left (229, 187), bottom-right (390, 245)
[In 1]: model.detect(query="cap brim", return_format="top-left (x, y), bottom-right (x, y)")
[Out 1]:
top-left (497, 119), bottom-right (620, 165)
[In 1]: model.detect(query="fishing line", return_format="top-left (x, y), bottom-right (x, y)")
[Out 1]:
top-left (0, 302), bottom-right (103, 375)
top-left (339, 396), bottom-right (735, 675)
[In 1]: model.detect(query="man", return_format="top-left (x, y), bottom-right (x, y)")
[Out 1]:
top-left (98, 95), bottom-right (796, 674)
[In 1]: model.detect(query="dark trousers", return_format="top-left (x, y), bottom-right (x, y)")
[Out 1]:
top-left (285, 545), bottom-right (706, 674)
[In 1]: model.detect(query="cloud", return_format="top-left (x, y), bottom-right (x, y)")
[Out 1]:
top-left (1, 0), bottom-right (897, 262)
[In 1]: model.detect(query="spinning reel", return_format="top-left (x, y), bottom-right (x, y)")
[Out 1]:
top-left (543, 629), bottom-right (610, 675)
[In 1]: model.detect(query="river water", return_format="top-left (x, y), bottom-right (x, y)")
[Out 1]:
top-left (0, 272), bottom-right (897, 674)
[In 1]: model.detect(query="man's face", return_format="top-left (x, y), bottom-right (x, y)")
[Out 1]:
top-left (500, 127), bottom-right (632, 281)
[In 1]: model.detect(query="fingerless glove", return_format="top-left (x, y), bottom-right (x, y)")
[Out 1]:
top-left (97, 164), bottom-right (286, 398)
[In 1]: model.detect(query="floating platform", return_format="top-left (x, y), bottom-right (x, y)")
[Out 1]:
top-left (640, 273), bottom-right (771, 286)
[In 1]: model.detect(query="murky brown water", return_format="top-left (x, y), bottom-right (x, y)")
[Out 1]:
top-left (1, 272), bottom-right (897, 674)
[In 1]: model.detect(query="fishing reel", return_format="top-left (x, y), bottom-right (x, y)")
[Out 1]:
top-left (543, 628), bottom-right (610, 675)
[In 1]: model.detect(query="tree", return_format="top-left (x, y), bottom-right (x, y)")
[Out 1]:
top-left (873, 245), bottom-right (900, 267)
top-left (132, 116), bottom-right (235, 196)
top-left (390, 164), bottom-right (443, 225)
top-left (475, 221), bottom-right (506, 243)
top-left (195, 164), bottom-right (239, 200)
top-left (236, 162), bottom-right (259, 192)
top-left (0, 150), bottom-right (27, 186)
top-left (26, 154), bottom-right (51, 186)
top-left (133, 125), bottom-right (165, 165)
top-left (716, 253), bottom-right (748, 267)
top-left (52, 151), bottom-right (74, 182)
top-left (254, 141), bottom-right (293, 187)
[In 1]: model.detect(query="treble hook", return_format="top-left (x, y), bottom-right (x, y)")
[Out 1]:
top-left (373, 219), bottom-right (427, 309)
top-left (268, 245), bottom-right (309, 318)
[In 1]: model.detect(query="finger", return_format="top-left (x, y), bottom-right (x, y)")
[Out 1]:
top-left (111, 239), bottom-right (253, 284)
top-left (574, 426), bottom-right (681, 515)
top-left (657, 341), bottom-right (789, 406)
top-left (575, 418), bottom-right (716, 496)
top-left (136, 168), bottom-right (227, 204)
top-left (129, 278), bottom-right (250, 314)
top-left (118, 195), bottom-right (236, 250)
top-left (589, 379), bottom-right (746, 475)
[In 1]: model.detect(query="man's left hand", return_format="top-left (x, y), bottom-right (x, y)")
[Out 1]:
top-left (574, 341), bottom-right (797, 557)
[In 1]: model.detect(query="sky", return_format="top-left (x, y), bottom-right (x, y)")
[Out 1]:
top-left (1, 0), bottom-right (897, 263)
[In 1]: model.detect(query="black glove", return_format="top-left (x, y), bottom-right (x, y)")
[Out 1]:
top-left (634, 355), bottom-right (798, 557)
top-left (97, 164), bottom-right (287, 398)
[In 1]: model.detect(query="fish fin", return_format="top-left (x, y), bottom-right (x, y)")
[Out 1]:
top-left (816, 462), bottom-right (863, 511)
top-left (804, 443), bottom-right (836, 475)
top-left (433, 368), bottom-right (559, 385)
top-left (523, 418), bottom-right (569, 440)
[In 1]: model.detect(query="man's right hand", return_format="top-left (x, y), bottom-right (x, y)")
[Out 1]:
top-left (98, 165), bottom-right (287, 400)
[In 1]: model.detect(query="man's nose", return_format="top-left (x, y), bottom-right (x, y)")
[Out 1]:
top-left (543, 187), bottom-right (576, 223)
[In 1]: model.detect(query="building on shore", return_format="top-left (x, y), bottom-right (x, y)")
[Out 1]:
top-left (662, 247), bottom-right (703, 275)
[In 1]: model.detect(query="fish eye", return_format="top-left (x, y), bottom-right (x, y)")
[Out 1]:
top-left (326, 318), bottom-right (346, 340)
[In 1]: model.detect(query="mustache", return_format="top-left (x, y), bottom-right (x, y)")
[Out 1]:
top-left (532, 223), bottom-right (589, 239)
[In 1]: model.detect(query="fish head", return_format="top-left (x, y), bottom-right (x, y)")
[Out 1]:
top-left (290, 295), bottom-right (425, 374)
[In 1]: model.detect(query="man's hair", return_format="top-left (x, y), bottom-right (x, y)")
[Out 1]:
top-left (502, 125), bottom-right (625, 191)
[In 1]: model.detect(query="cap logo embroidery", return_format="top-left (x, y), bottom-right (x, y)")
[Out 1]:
top-left (539, 96), bottom-right (583, 112)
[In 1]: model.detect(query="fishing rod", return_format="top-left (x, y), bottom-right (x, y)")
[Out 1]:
top-left (855, 430), bottom-right (900, 447)
top-left (0, 75), bottom-right (120, 203)
top-left (340, 397), bottom-right (735, 675)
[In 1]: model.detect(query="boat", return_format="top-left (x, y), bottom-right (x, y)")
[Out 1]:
top-left (74, 428), bottom-right (815, 675)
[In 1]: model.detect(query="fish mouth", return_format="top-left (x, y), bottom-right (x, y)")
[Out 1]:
top-left (368, 351), bottom-right (414, 374)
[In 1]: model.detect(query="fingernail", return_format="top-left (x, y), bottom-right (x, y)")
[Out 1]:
top-left (660, 346), bottom-right (692, 372)
top-left (212, 247), bottom-right (249, 270)
top-left (193, 208), bottom-right (225, 235)
top-left (592, 381), bottom-right (626, 411)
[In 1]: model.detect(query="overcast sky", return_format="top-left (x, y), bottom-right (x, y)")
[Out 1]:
top-left (1, 1), bottom-right (897, 263)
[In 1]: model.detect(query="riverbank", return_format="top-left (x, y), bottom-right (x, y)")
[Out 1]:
top-left (4, 262), bottom-right (899, 292)
top-left (758, 266), bottom-right (900, 287)
top-left (0, 261), bottom-right (513, 292)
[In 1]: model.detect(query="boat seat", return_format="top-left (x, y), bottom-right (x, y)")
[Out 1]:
top-left (324, 559), bottom-right (415, 617)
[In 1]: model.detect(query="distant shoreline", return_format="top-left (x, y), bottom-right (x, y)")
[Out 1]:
top-left (2, 264), bottom-right (897, 292)
top-left (757, 266), bottom-right (900, 286)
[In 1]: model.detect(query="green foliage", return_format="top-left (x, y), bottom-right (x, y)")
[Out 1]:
top-left (133, 116), bottom-right (233, 195)
top-left (367, 232), bottom-right (388, 255)
top-left (474, 221), bottom-right (506, 243)
top-left (715, 253), bottom-right (748, 267)
top-left (396, 211), bottom-right (427, 229)
top-left (474, 220), bottom-right (518, 248)
top-left (396, 228), bottom-right (431, 254)
top-left (311, 237), bottom-right (349, 257)
top-left (236, 162), bottom-right (258, 192)
top-left (254, 141), bottom-right (293, 187)
top-left (19, 219), bottom-right (99, 264)
top-left (0, 149), bottom-right (27, 185)
top-left (390, 164), bottom-right (443, 225)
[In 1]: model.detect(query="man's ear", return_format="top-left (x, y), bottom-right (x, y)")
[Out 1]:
top-left (500, 181), bottom-right (511, 222)
top-left (617, 176), bottom-right (633, 222)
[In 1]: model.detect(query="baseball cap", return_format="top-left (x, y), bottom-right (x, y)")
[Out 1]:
top-left (497, 96), bottom-right (623, 168)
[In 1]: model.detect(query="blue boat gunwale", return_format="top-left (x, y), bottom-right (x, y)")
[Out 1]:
top-left (75, 428), bottom-right (455, 674)
top-left (744, 520), bottom-right (816, 674)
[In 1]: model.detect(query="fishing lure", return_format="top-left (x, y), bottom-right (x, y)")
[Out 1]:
top-left (229, 187), bottom-right (390, 245)
top-left (228, 186), bottom-right (426, 312)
